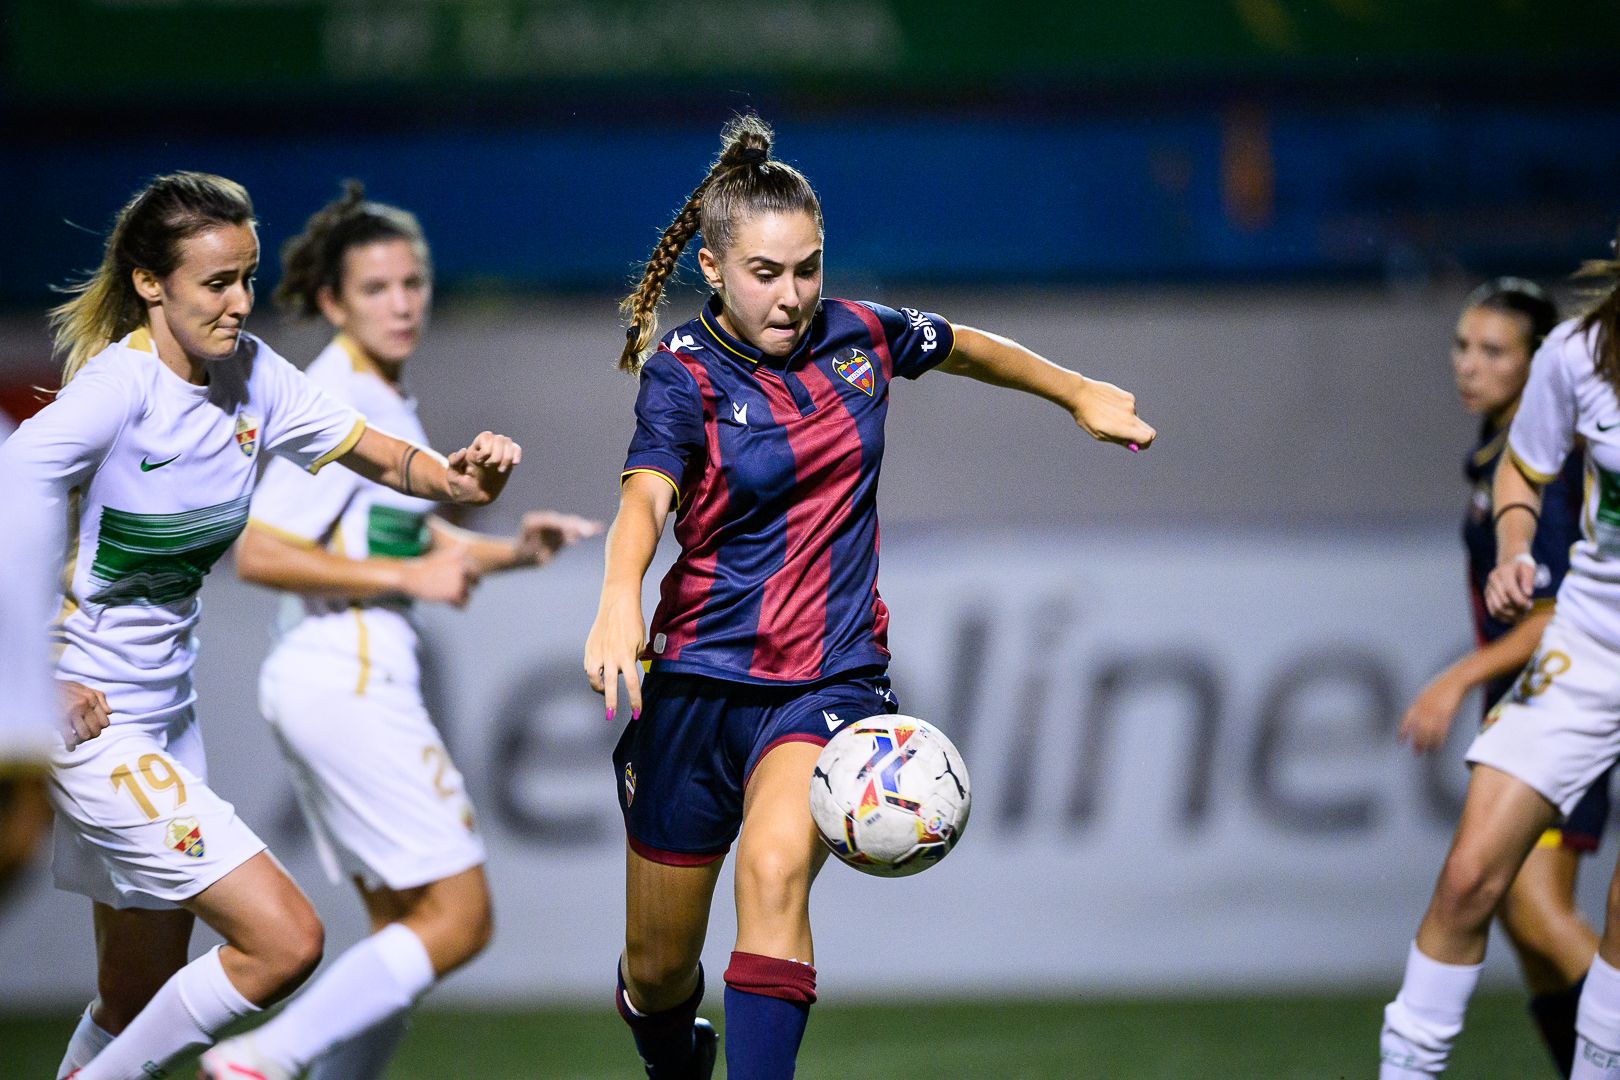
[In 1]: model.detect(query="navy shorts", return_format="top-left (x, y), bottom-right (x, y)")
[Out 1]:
top-left (612, 667), bottom-right (899, 865)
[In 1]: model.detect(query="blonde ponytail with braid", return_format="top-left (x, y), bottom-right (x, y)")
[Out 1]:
top-left (617, 114), bottom-right (821, 372)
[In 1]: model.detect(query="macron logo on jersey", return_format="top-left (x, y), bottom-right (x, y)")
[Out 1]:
top-left (823, 710), bottom-right (842, 731)
top-left (731, 402), bottom-right (749, 427)
top-left (668, 332), bottom-right (701, 353)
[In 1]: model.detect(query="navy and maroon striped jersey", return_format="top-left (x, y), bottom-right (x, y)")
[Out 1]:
top-left (621, 295), bottom-right (954, 685)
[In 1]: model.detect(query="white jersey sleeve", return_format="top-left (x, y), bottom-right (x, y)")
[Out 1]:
top-left (250, 452), bottom-right (360, 546)
top-left (0, 362), bottom-right (135, 506)
top-left (1508, 326), bottom-right (1580, 484)
top-left (251, 340), bottom-right (366, 474)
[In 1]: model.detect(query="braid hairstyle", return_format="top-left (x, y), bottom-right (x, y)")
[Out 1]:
top-left (1576, 222), bottom-right (1620, 397)
top-left (48, 172), bottom-right (255, 386)
top-left (617, 113), bottom-right (822, 372)
top-left (277, 179), bottom-right (429, 317)
top-left (1462, 276), bottom-right (1560, 356)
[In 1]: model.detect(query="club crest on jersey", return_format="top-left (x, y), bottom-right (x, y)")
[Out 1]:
top-left (166, 816), bottom-right (205, 858)
top-left (832, 348), bottom-right (875, 396)
top-left (234, 413), bottom-right (260, 458)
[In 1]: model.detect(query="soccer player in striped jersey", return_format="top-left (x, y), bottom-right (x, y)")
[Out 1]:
top-left (1380, 232), bottom-right (1620, 1079)
top-left (198, 183), bottom-right (597, 1080)
top-left (1398, 279), bottom-right (1602, 1076)
top-left (583, 115), bottom-right (1155, 1080)
top-left (0, 172), bottom-right (520, 1080)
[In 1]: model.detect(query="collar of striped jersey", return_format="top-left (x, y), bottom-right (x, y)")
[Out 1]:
top-left (694, 294), bottom-right (821, 372)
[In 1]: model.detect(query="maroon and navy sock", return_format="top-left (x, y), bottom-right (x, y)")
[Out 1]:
top-left (722, 951), bottom-right (816, 1080)
top-left (1528, 974), bottom-right (1584, 1079)
top-left (617, 963), bottom-right (705, 1078)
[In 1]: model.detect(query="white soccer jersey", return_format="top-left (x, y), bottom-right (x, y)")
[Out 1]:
top-left (249, 336), bottom-right (437, 693)
top-left (1509, 318), bottom-right (1620, 651)
top-left (0, 327), bottom-right (364, 722)
top-left (0, 416), bottom-right (62, 762)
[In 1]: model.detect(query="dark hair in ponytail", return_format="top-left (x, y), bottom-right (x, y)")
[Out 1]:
top-left (50, 171), bottom-right (255, 385)
top-left (1576, 223), bottom-right (1620, 396)
top-left (617, 114), bottom-right (822, 372)
top-left (1462, 276), bottom-right (1560, 356)
top-left (277, 180), bottom-right (429, 317)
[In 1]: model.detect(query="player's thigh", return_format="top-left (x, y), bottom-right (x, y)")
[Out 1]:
top-left (1438, 764), bottom-right (1559, 902)
top-left (733, 742), bottom-right (830, 965)
top-left (184, 850), bottom-right (320, 960)
top-left (624, 842), bottom-right (724, 982)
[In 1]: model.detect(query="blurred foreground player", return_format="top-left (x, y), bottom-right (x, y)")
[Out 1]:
top-left (1397, 278), bottom-right (1602, 1075)
top-left (0, 415), bottom-right (61, 906)
top-left (204, 183), bottom-right (597, 1080)
top-left (584, 113), bottom-right (1155, 1080)
top-left (1381, 229), bottom-right (1620, 1079)
top-left (4, 171), bottom-right (520, 1080)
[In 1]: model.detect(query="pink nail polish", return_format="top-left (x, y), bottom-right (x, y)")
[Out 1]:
top-left (1128, 442), bottom-right (1140, 452)
top-left (606, 707), bottom-right (615, 723)
top-left (632, 709), bottom-right (641, 721)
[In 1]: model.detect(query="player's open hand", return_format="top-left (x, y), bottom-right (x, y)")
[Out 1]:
top-left (1398, 674), bottom-right (1466, 755)
top-left (446, 431), bottom-right (521, 505)
top-left (1485, 555), bottom-right (1537, 624)
top-left (516, 511), bottom-right (603, 567)
top-left (584, 591), bottom-right (646, 723)
top-left (60, 680), bottom-right (111, 751)
top-left (402, 541), bottom-right (480, 608)
top-left (1070, 376), bottom-right (1156, 451)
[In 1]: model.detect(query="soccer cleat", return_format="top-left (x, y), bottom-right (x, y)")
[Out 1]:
top-left (691, 1018), bottom-right (718, 1079)
top-left (197, 1035), bottom-right (294, 1080)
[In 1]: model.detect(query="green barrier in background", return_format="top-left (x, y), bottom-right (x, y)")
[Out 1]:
top-left (9, 0), bottom-right (1620, 102)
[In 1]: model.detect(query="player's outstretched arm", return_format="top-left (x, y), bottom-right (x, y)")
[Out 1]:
top-left (428, 512), bottom-right (602, 576)
top-left (236, 523), bottom-right (478, 607)
top-left (1484, 453), bottom-right (1545, 623)
top-left (937, 325), bottom-right (1156, 451)
top-left (584, 473), bottom-right (675, 720)
top-left (1397, 604), bottom-right (1554, 754)
top-left (340, 426), bottom-right (520, 506)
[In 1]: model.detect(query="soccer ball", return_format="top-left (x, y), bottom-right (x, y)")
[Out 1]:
top-left (809, 715), bottom-right (971, 877)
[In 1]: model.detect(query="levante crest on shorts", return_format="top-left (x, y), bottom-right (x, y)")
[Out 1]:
top-left (166, 816), bottom-right (205, 858)
top-left (832, 348), bottom-right (875, 396)
top-left (234, 413), bottom-right (259, 458)
top-left (623, 763), bottom-right (637, 807)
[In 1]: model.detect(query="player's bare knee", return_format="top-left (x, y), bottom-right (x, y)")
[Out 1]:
top-left (1433, 851), bottom-right (1507, 929)
top-left (737, 847), bottom-right (811, 916)
top-left (623, 939), bottom-right (698, 998)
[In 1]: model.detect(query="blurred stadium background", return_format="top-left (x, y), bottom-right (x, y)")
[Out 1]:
top-left (5, 2), bottom-right (1620, 1076)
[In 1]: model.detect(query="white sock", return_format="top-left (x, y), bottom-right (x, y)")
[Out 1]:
top-left (1379, 941), bottom-right (1481, 1078)
top-left (251, 922), bottom-right (435, 1073)
top-left (77, 946), bottom-right (258, 1080)
top-left (57, 1002), bottom-right (115, 1078)
top-left (305, 1012), bottom-right (413, 1080)
top-left (1574, 954), bottom-right (1620, 1078)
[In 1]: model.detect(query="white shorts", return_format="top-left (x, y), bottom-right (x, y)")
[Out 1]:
top-left (49, 709), bottom-right (266, 910)
top-left (260, 655), bottom-right (484, 892)
top-left (1467, 613), bottom-right (1620, 816)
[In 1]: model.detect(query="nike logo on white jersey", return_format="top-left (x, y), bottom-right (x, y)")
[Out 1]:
top-left (668, 332), bottom-right (701, 353)
top-left (823, 710), bottom-right (842, 731)
top-left (731, 402), bottom-right (749, 426)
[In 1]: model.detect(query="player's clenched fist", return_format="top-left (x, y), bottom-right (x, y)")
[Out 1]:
top-left (446, 431), bottom-right (521, 505)
top-left (1071, 376), bottom-right (1156, 451)
top-left (60, 680), bottom-right (111, 750)
top-left (1485, 554), bottom-right (1537, 623)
